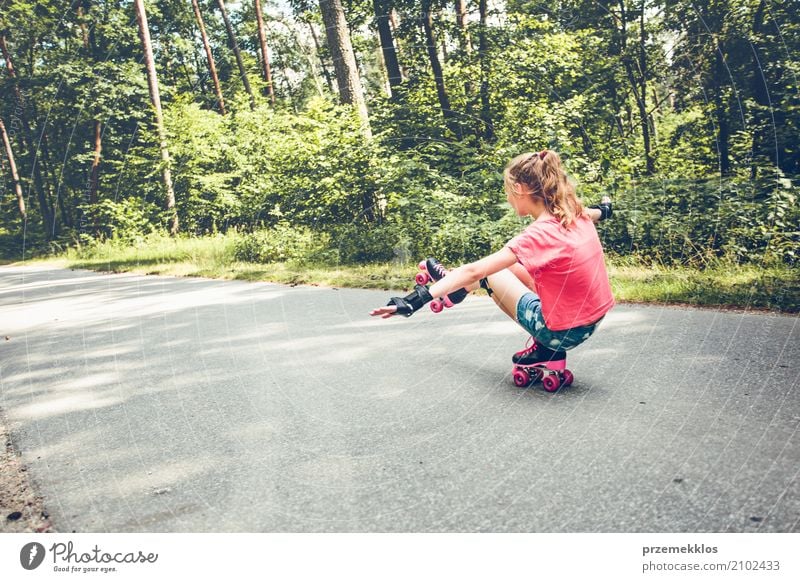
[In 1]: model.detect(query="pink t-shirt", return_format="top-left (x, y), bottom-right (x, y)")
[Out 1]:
top-left (506, 214), bottom-right (615, 331)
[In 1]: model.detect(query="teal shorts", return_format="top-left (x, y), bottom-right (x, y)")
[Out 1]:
top-left (516, 292), bottom-right (602, 351)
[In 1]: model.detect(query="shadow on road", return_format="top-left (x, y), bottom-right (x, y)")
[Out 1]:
top-left (1, 265), bottom-right (798, 533)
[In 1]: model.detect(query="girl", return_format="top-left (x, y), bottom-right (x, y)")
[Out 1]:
top-left (370, 150), bottom-right (614, 386)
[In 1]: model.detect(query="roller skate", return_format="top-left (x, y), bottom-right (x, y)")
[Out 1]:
top-left (414, 257), bottom-right (469, 313)
top-left (511, 338), bottom-right (574, 392)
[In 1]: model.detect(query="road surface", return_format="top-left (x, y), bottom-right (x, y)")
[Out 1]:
top-left (1, 265), bottom-right (798, 532)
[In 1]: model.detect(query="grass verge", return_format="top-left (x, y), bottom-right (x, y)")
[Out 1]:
top-left (13, 233), bottom-right (800, 313)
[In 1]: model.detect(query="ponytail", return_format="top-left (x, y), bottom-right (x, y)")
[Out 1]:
top-left (503, 150), bottom-right (584, 228)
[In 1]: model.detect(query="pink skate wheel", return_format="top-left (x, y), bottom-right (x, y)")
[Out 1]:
top-left (562, 370), bottom-right (574, 387)
top-left (443, 296), bottom-right (454, 308)
top-left (513, 369), bottom-right (530, 388)
top-left (430, 300), bottom-right (444, 313)
top-left (418, 260), bottom-right (427, 271)
top-left (415, 272), bottom-right (430, 285)
top-left (542, 374), bottom-right (560, 392)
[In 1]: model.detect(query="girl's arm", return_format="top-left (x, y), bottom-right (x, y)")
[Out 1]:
top-left (428, 247), bottom-right (518, 299)
top-left (586, 207), bottom-right (603, 223)
top-left (369, 247), bottom-right (518, 318)
top-left (586, 196), bottom-right (612, 224)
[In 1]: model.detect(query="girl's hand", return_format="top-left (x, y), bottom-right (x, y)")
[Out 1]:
top-left (369, 305), bottom-right (399, 319)
top-left (587, 196), bottom-right (613, 223)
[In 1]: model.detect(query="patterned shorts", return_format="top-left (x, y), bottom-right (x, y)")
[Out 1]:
top-left (515, 292), bottom-right (602, 351)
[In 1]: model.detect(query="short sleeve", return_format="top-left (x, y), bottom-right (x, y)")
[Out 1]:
top-left (505, 220), bottom-right (561, 274)
top-left (506, 229), bottom-right (538, 271)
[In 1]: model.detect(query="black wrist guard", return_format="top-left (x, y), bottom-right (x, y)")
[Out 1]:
top-left (387, 284), bottom-right (433, 317)
top-left (590, 202), bottom-right (613, 221)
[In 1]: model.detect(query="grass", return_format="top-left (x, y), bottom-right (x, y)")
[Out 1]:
top-left (11, 232), bottom-right (800, 313)
top-left (608, 261), bottom-right (799, 312)
top-left (29, 232), bottom-right (419, 292)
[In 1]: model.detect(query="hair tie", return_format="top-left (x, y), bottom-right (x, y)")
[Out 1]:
top-left (539, 150), bottom-right (547, 160)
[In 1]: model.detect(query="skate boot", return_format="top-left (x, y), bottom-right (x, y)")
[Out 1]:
top-left (414, 257), bottom-right (469, 313)
top-left (511, 337), bottom-right (573, 392)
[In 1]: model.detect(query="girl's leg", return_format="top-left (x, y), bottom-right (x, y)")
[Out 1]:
top-left (483, 269), bottom-right (532, 322)
top-left (508, 262), bottom-right (536, 291)
top-left (455, 261), bottom-right (533, 320)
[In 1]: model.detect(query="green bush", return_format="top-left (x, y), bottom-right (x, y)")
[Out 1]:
top-left (323, 223), bottom-right (397, 264)
top-left (77, 198), bottom-right (159, 243)
top-left (599, 175), bottom-right (800, 267)
top-left (164, 101), bottom-right (238, 235)
top-left (233, 223), bottom-right (326, 263)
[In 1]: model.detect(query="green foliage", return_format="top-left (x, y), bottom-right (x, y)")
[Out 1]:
top-left (230, 97), bottom-right (383, 229)
top-left (164, 99), bottom-right (237, 234)
top-left (78, 198), bottom-right (160, 243)
top-left (327, 223), bottom-right (400, 264)
top-left (1, 0), bottom-right (798, 304)
top-left (601, 175), bottom-right (800, 267)
top-left (232, 222), bottom-right (327, 263)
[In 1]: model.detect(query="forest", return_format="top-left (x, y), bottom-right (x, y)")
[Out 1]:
top-left (0, 0), bottom-right (797, 282)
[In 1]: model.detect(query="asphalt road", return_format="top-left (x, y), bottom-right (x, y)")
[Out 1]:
top-left (1, 264), bottom-right (798, 532)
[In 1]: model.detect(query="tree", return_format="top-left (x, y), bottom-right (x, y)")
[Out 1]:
top-left (421, 0), bottom-right (460, 137)
top-left (216, 0), bottom-right (257, 109)
top-left (372, 0), bottom-right (403, 93)
top-left (477, 0), bottom-right (492, 140)
top-left (254, 0), bottom-right (276, 104)
top-left (76, 2), bottom-right (103, 211)
top-left (664, 0), bottom-right (735, 177)
top-left (302, 16), bottom-right (335, 93)
top-left (317, 0), bottom-right (371, 137)
top-left (615, 0), bottom-right (655, 175)
top-left (134, 0), bottom-right (179, 235)
top-left (0, 117), bottom-right (25, 219)
top-left (191, 0), bottom-right (227, 114)
top-left (0, 34), bottom-right (55, 236)
top-left (455, 0), bottom-right (471, 52)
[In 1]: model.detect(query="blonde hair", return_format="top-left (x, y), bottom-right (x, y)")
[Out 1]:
top-left (503, 150), bottom-right (583, 228)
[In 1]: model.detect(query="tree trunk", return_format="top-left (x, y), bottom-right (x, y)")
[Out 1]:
top-left (0, 34), bottom-right (55, 236)
top-left (319, 0), bottom-right (377, 220)
top-left (0, 117), bottom-right (26, 219)
top-left (638, 1), bottom-right (654, 175)
top-left (421, 1), bottom-right (460, 137)
top-left (456, 0), bottom-right (474, 110)
top-left (82, 2), bottom-right (101, 229)
top-left (750, 0), bottom-right (769, 179)
top-left (389, 9), bottom-right (409, 81)
top-left (216, 0), bottom-right (256, 110)
top-left (617, 0), bottom-right (650, 175)
top-left (477, 0), bottom-right (493, 140)
top-left (608, 10), bottom-right (624, 142)
top-left (191, 0), bottom-right (226, 114)
top-left (77, 5), bottom-right (90, 50)
top-left (254, 0), bottom-right (275, 104)
top-left (318, 0), bottom-right (371, 138)
top-left (713, 41), bottom-right (731, 177)
top-left (28, 98), bottom-right (62, 228)
top-left (192, 49), bottom-right (209, 97)
top-left (308, 22), bottom-right (335, 94)
top-left (373, 0), bottom-right (403, 92)
top-left (134, 0), bottom-right (179, 235)
top-left (455, 0), bottom-right (472, 53)
top-left (89, 119), bottom-right (102, 205)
